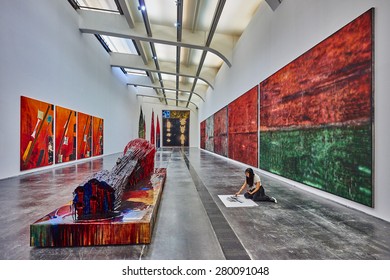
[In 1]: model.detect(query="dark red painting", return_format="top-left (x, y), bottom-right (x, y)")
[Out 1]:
top-left (92, 116), bottom-right (104, 156)
top-left (260, 10), bottom-right (373, 131)
top-left (77, 112), bottom-right (92, 159)
top-left (228, 86), bottom-right (258, 167)
top-left (20, 96), bottom-right (54, 171)
top-left (55, 106), bottom-right (77, 163)
top-left (200, 120), bottom-right (206, 149)
top-left (213, 106), bottom-right (228, 157)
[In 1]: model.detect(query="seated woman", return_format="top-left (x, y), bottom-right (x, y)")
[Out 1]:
top-left (235, 168), bottom-right (277, 203)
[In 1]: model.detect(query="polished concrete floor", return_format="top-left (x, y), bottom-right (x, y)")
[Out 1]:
top-left (0, 147), bottom-right (389, 260)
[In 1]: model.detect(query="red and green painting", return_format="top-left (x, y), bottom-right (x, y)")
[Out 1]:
top-left (77, 112), bottom-right (92, 159)
top-left (55, 106), bottom-right (76, 163)
top-left (20, 96), bottom-right (54, 171)
top-left (228, 86), bottom-right (258, 168)
top-left (259, 9), bottom-right (374, 206)
top-left (92, 117), bottom-right (104, 156)
top-left (214, 106), bottom-right (228, 157)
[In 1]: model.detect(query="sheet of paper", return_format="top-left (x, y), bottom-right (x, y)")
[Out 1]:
top-left (218, 195), bottom-right (258, 208)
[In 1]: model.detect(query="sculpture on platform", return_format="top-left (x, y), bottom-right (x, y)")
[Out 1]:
top-left (72, 138), bottom-right (156, 221)
top-left (31, 138), bottom-right (166, 247)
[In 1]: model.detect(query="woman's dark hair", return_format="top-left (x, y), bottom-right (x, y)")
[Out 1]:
top-left (245, 168), bottom-right (254, 186)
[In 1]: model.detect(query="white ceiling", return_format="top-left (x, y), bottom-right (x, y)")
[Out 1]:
top-left (70, 0), bottom-right (283, 110)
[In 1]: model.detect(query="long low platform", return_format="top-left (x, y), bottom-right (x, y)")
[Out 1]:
top-left (30, 168), bottom-right (166, 247)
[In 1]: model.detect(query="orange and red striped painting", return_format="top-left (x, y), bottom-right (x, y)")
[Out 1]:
top-left (20, 96), bottom-right (54, 171)
top-left (77, 112), bottom-right (92, 159)
top-left (92, 116), bottom-right (104, 156)
top-left (55, 106), bottom-right (77, 163)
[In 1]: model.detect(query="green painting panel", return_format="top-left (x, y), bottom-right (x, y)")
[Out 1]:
top-left (260, 125), bottom-right (372, 206)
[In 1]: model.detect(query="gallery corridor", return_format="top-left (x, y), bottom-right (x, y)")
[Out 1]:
top-left (0, 148), bottom-right (389, 260)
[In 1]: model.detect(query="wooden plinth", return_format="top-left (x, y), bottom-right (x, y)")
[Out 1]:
top-left (30, 168), bottom-right (166, 247)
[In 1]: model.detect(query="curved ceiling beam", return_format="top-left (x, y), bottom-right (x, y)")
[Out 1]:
top-left (136, 97), bottom-right (198, 113)
top-left (136, 94), bottom-right (199, 109)
top-left (129, 83), bottom-right (205, 103)
top-left (78, 9), bottom-right (233, 67)
top-left (110, 53), bottom-right (216, 88)
top-left (126, 77), bottom-right (206, 102)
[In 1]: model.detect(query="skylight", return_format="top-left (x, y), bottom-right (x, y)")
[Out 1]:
top-left (123, 68), bottom-right (148, 76)
top-left (100, 35), bottom-right (138, 54)
top-left (74, 0), bottom-right (119, 14)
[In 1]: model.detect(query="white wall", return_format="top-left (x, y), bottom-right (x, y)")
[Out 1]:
top-left (136, 87), bottom-right (199, 147)
top-left (0, 0), bottom-right (138, 179)
top-left (199, 0), bottom-right (390, 222)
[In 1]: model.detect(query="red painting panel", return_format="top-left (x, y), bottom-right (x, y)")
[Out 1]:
top-left (228, 86), bottom-right (258, 167)
top-left (20, 96), bottom-right (54, 171)
top-left (260, 9), bottom-right (373, 131)
top-left (55, 106), bottom-right (77, 163)
top-left (77, 112), bottom-right (92, 159)
top-left (200, 120), bottom-right (206, 149)
top-left (92, 116), bottom-right (104, 156)
top-left (213, 106), bottom-right (228, 157)
top-left (205, 115), bottom-right (214, 152)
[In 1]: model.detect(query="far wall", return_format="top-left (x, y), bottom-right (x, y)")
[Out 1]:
top-left (136, 87), bottom-right (199, 148)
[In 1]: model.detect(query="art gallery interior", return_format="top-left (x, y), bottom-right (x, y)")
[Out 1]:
top-left (1, 0), bottom-right (390, 260)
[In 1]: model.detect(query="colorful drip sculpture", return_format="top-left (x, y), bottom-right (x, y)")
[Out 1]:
top-left (72, 138), bottom-right (156, 221)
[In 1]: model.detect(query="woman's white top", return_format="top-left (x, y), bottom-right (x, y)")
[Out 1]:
top-left (248, 174), bottom-right (261, 192)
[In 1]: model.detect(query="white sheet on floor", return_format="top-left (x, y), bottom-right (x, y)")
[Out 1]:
top-left (218, 195), bottom-right (258, 207)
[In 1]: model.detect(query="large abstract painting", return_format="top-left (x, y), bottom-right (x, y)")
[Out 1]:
top-left (200, 120), bottom-right (206, 150)
top-left (214, 106), bottom-right (228, 157)
top-left (228, 86), bottom-right (258, 167)
top-left (55, 106), bottom-right (77, 163)
top-left (162, 110), bottom-right (190, 146)
top-left (77, 112), bottom-right (92, 159)
top-left (205, 115), bottom-right (214, 152)
top-left (20, 96), bottom-right (54, 171)
top-left (92, 116), bottom-right (104, 156)
top-left (259, 9), bottom-right (374, 206)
